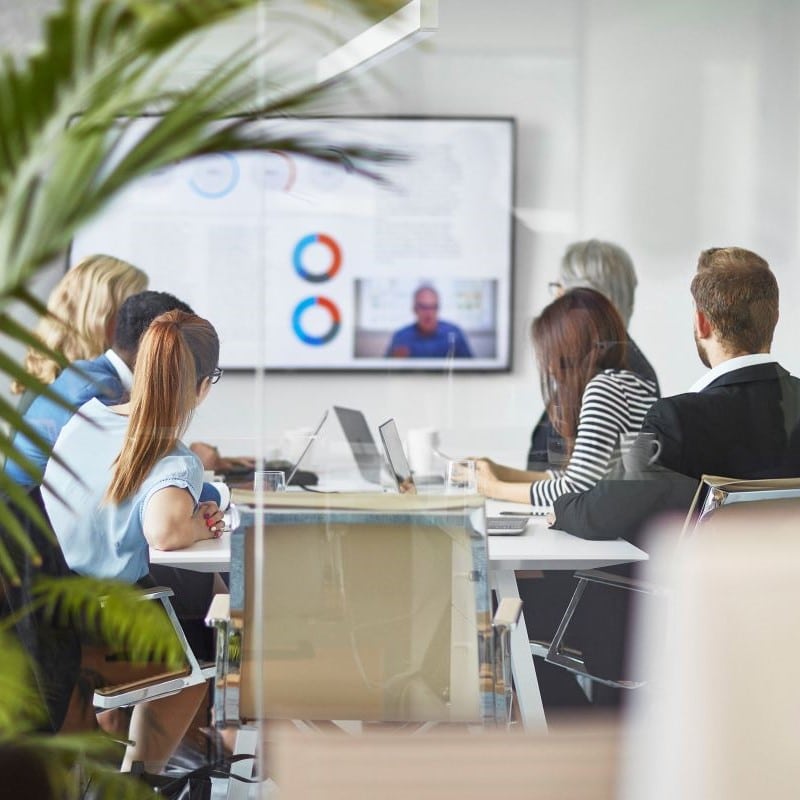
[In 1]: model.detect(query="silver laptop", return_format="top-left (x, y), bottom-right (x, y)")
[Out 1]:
top-left (333, 406), bottom-right (383, 485)
top-left (286, 409), bottom-right (329, 486)
top-left (377, 419), bottom-right (418, 494)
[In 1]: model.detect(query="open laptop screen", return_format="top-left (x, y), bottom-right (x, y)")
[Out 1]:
top-left (333, 406), bottom-right (382, 484)
top-left (286, 409), bottom-right (329, 486)
top-left (378, 419), bottom-right (417, 494)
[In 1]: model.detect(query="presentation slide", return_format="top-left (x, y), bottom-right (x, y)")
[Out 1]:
top-left (69, 116), bottom-right (515, 371)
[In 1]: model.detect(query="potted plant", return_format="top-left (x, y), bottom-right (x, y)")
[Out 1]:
top-left (0, 1), bottom-right (404, 795)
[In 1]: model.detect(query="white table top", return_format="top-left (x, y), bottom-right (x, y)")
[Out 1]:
top-left (149, 498), bottom-right (647, 572)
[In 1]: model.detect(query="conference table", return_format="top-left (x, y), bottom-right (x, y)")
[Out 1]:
top-left (150, 498), bottom-right (647, 730)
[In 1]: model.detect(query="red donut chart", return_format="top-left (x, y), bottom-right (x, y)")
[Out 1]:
top-left (292, 296), bottom-right (341, 346)
top-left (293, 233), bottom-right (342, 283)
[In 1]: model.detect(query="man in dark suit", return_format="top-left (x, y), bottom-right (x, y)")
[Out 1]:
top-left (553, 246), bottom-right (800, 542)
top-left (532, 247), bottom-right (800, 707)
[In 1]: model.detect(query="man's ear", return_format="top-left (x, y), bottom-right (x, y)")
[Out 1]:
top-left (694, 307), bottom-right (713, 339)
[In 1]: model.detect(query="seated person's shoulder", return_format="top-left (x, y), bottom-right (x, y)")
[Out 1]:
top-left (144, 446), bottom-right (203, 496)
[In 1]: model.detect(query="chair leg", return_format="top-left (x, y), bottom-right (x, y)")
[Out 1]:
top-left (546, 576), bottom-right (647, 691)
top-left (546, 578), bottom-right (590, 676)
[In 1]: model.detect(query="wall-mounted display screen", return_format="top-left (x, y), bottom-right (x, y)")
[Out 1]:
top-left (69, 116), bottom-right (515, 371)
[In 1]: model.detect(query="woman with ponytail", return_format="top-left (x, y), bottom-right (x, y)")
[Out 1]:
top-left (41, 311), bottom-right (224, 771)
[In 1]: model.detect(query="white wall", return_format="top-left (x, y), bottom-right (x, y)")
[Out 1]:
top-left (581, 0), bottom-right (800, 397)
top-left (189, 0), bottom-right (584, 462)
top-left (6, 0), bottom-right (800, 465)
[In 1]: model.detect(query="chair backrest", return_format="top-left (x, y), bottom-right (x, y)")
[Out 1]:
top-left (0, 487), bottom-right (81, 732)
top-left (228, 492), bottom-right (498, 725)
top-left (682, 474), bottom-right (800, 538)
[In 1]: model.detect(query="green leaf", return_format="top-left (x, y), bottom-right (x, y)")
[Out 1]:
top-left (0, 632), bottom-right (49, 735)
top-left (33, 576), bottom-right (187, 667)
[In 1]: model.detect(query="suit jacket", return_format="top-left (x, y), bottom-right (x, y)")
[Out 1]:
top-left (553, 361), bottom-right (800, 543)
top-left (544, 361), bottom-right (800, 688)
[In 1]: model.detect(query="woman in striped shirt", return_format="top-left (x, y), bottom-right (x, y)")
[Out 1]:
top-left (477, 288), bottom-right (658, 505)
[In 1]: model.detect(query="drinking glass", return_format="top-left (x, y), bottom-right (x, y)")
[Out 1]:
top-left (254, 470), bottom-right (286, 494)
top-left (445, 459), bottom-right (477, 493)
top-left (546, 434), bottom-right (574, 469)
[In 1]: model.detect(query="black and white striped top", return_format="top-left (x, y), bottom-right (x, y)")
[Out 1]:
top-left (530, 369), bottom-right (658, 506)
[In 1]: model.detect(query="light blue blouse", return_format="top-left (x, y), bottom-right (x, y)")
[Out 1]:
top-left (42, 398), bottom-right (203, 583)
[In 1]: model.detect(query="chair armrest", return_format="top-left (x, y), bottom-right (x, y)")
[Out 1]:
top-left (205, 593), bottom-right (231, 626)
top-left (138, 586), bottom-right (175, 602)
top-left (492, 597), bottom-right (523, 630)
top-left (574, 569), bottom-right (666, 596)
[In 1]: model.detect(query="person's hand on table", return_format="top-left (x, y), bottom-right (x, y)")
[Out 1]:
top-left (474, 459), bottom-right (499, 496)
top-left (473, 459), bottom-right (535, 504)
top-left (191, 441), bottom-right (256, 473)
top-left (196, 500), bottom-right (225, 540)
top-left (546, 512), bottom-right (556, 527)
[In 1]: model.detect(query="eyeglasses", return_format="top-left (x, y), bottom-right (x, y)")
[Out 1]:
top-left (547, 281), bottom-right (564, 298)
top-left (209, 367), bottom-right (224, 385)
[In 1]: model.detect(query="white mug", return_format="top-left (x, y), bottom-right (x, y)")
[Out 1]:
top-left (407, 427), bottom-right (440, 475)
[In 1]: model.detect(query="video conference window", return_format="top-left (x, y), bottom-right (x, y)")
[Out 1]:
top-left (69, 116), bottom-right (515, 372)
top-left (354, 278), bottom-right (497, 360)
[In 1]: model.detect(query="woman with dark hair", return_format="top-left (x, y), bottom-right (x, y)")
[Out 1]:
top-left (478, 288), bottom-right (658, 505)
top-left (528, 239), bottom-right (659, 469)
top-left (42, 311), bottom-right (225, 772)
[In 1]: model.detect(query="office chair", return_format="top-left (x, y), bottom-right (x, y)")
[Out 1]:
top-left (206, 492), bottom-right (522, 800)
top-left (91, 583), bottom-right (216, 710)
top-left (534, 475), bottom-right (800, 692)
top-left (0, 486), bottom-right (80, 731)
top-left (0, 486), bottom-right (214, 729)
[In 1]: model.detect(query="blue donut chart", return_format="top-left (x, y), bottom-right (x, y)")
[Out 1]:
top-left (293, 233), bottom-right (342, 283)
top-left (292, 296), bottom-right (341, 346)
top-left (189, 152), bottom-right (240, 199)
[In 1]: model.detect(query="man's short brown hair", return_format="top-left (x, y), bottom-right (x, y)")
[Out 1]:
top-left (691, 247), bottom-right (779, 353)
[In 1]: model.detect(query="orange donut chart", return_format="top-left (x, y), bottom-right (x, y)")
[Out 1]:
top-left (292, 233), bottom-right (342, 283)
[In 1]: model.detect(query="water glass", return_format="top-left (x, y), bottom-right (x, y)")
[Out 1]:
top-left (546, 434), bottom-right (573, 469)
top-left (445, 459), bottom-right (477, 493)
top-left (254, 470), bottom-right (286, 494)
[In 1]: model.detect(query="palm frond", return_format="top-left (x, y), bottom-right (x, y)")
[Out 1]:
top-left (0, 632), bottom-right (49, 735)
top-left (31, 576), bottom-right (188, 666)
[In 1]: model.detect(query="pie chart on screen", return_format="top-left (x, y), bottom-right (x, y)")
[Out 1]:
top-left (189, 153), bottom-right (240, 198)
top-left (292, 233), bottom-right (342, 283)
top-left (292, 296), bottom-right (341, 346)
top-left (252, 151), bottom-right (297, 192)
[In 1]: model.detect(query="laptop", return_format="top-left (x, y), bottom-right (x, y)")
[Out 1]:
top-left (285, 409), bottom-right (330, 486)
top-left (217, 410), bottom-right (327, 488)
top-left (378, 418), bottom-right (528, 534)
top-left (333, 406), bottom-right (383, 485)
top-left (378, 418), bottom-right (417, 494)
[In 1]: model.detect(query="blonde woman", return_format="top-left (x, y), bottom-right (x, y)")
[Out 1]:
top-left (11, 254), bottom-right (147, 396)
top-left (42, 311), bottom-right (224, 771)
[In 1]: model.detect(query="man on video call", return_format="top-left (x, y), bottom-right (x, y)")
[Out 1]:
top-left (385, 284), bottom-right (473, 358)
